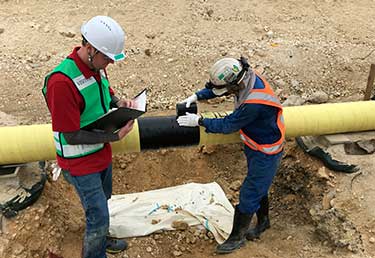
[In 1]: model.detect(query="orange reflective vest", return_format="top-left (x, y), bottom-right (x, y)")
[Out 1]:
top-left (239, 75), bottom-right (285, 155)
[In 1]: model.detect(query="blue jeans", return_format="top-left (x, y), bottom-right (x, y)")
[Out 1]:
top-left (62, 164), bottom-right (112, 258)
top-left (238, 146), bottom-right (283, 214)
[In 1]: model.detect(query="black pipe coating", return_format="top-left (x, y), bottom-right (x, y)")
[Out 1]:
top-left (138, 116), bottom-right (200, 150)
top-left (176, 102), bottom-right (198, 117)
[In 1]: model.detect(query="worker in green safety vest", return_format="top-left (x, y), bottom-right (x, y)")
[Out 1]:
top-left (42, 16), bottom-right (134, 258)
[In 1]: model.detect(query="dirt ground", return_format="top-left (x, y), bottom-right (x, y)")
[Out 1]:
top-left (1, 0), bottom-right (375, 257)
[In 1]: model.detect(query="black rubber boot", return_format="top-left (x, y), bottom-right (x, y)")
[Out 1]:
top-left (216, 206), bottom-right (253, 254)
top-left (246, 195), bottom-right (270, 241)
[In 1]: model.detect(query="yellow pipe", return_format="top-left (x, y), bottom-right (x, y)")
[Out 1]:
top-left (0, 101), bottom-right (375, 165)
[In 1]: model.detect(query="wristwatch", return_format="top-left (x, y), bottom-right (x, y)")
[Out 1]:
top-left (198, 116), bottom-right (204, 126)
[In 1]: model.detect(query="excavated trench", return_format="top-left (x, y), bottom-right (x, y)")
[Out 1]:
top-left (0, 142), bottom-right (364, 257)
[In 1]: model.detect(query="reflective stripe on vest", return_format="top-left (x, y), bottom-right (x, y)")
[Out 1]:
top-left (53, 132), bottom-right (104, 158)
top-left (244, 92), bottom-right (281, 106)
top-left (239, 75), bottom-right (285, 155)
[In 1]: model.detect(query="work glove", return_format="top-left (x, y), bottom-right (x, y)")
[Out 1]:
top-left (177, 112), bottom-right (200, 127)
top-left (51, 163), bottom-right (62, 181)
top-left (181, 94), bottom-right (198, 108)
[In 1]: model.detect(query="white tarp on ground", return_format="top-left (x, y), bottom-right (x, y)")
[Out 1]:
top-left (108, 182), bottom-right (234, 244)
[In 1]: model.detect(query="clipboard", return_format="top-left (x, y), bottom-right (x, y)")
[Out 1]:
top-left (83, 89), bottom-right (147, 133)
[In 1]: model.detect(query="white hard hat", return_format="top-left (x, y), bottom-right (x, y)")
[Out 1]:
top-left (81, 16), bottom-right (126, 61)
top-left (209, 58), bottom-right (243, 86)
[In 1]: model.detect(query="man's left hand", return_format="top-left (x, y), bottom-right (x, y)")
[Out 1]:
top-left (177, 113), bottom-right (200, 127)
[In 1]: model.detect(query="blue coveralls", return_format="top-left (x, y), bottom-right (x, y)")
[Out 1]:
top-left (196, 76), bottom-right (283, 214)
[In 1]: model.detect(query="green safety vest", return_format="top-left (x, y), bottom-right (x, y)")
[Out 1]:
top-left (42, 58), bottom-right (111, 158)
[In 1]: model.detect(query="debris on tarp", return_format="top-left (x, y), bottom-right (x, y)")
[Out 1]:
top-left (108, 182), bottom-right (233, 244)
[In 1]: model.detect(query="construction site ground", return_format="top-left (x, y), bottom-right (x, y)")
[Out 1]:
top-left (1, 0), bottom-right (375, 257)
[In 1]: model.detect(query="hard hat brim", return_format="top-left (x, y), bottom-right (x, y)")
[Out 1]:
top-left (105, 51), bottom-right (126, 62)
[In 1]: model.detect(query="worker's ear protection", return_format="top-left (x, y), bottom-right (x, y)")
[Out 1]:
top-left (205, 56), bottom-right (250, 92)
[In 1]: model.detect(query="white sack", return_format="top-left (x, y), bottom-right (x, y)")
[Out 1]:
top-left (108, 182), bottom-right (234, 244)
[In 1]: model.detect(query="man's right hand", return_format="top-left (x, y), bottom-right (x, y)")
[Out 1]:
top-left (118, 120), bottom-right (135, 140)
top-left (181, 94), bottom-right (198, 108)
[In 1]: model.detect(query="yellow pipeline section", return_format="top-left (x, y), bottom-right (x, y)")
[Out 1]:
top-left (1, 101), bottom-right (375, 165)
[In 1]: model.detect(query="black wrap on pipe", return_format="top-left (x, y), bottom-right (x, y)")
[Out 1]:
top-left (138, 116), bottom-right (200, 150)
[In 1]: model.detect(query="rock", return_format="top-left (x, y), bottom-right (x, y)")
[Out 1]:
top-left (145, 49), bottom-right (152, 56)
top-left (58, 28), bottom-right (76, 38)
top-left (282, 95), bottom-right (305, 107)
top-left (369, 237), bottom-right (375, 244)
top-left (146, 246), bottom-right (152, 253)
top-left (151, 219), bottom-right (161, 225)
top-left (302, 245), bottom-right (310, 251)
top-left (171, 220), bottom-right (189, 231)
top-left (29, 241), bottom-right (41, 251)
top-left (0, 28), bottom-right (4, 34)
top-left (317, 167), bottom-right (330, 180)
top-left (226, 193), bottom-right (233, 201)
top-left (207, 231), bottom-right (214, 239)
top-left (322, 191), bottom-right (336, 210)
top-left (145, 33), bottom-right (156, 39)
top-left (12, 243), bottom-right (24, 255)
top-left (186, 235), bottom-right (197, 244)
top-left (43, 26), bottom-right (50, 33)
top-left (188, 227), bottom-right (196, 234)
top-left (282, 194), bottom-right (297, 203)
top-left (291, 79), bottom-right (300, 88)
top-left (199, 145), bottom-right (216, 155)
top-left (39, 54), bottom-right (51, 62)
top-left (308, 91), bottom-right (329, 104)
top-left (173, 250), bottom-right (182, 257)
top-left (275, 79), bottom-right (287, 88)
top-left (229, 180), bottom-right (242, 191)
top-left (266, 30), bottom-right (274, 38)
